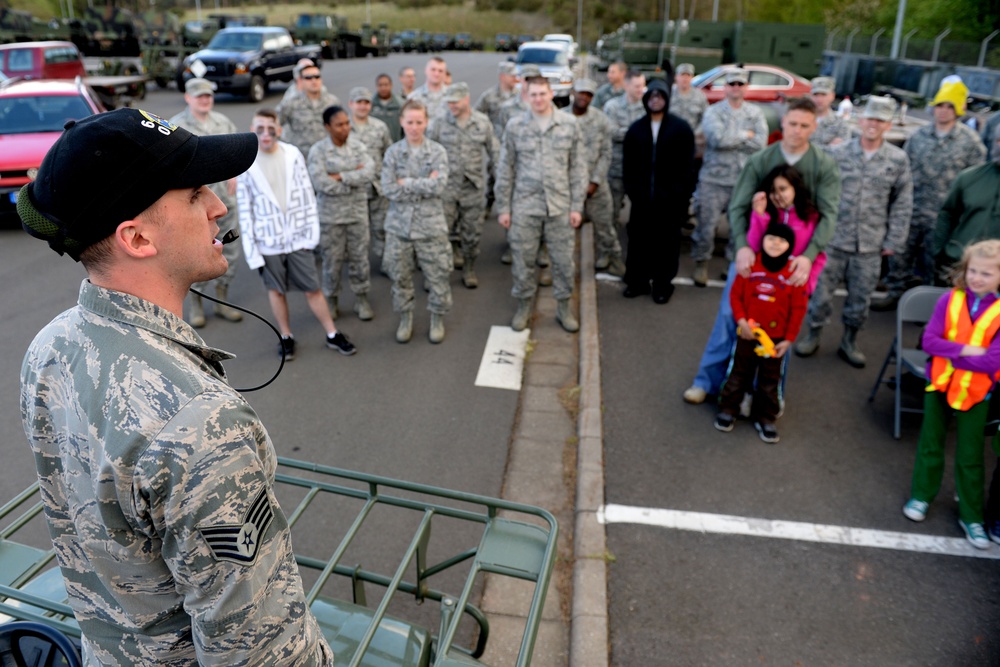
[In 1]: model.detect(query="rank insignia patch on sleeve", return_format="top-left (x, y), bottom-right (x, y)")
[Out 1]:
top-left (198, 488), bottom-right (275, 565)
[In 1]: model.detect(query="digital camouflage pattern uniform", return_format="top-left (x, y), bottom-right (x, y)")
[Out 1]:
top-left (498, 94), bottom-right (529, 139)
top-left (475, 84), bottom-right (517, 138)
top-left (308, 135), bottom-right (375, 302)
top-left (561, 104), bottom-right (620, 264)
top-left (371, 91), bottom-right (404, 142)
top-left (428, 108), bottom-right (499, 262)
top-left (168, 107), bottom-right (241, 291)
top-left (807, 138), bottom-right (913, 330)
top-left (670, 86), bottom-right (708, 133)
top-left (20, 281), bottom-right (334, 666)
top-left (408, 84), bottom-right (447, 120)
top-left (884, 122), bottom-right (986, 296)
top-left (494, 110), bottom-right (587, 301)
top-left (276, 88), bottom-right (340, 159)
top-left (381, 138), bottom-right (453, 314)
top-left (812, 111), bottom-right (853, 150)
top-left (592, 82), bottom-right (623, 115)
top-left (603, 95), bottom-right (646, 223)
top-left (351, 116), bottom-right (394, 257)
top-left (692, 100), bottom-right (768, 262)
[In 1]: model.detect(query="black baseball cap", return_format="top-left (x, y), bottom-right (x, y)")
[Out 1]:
top-left (18, 107), bottom-right (259, 261)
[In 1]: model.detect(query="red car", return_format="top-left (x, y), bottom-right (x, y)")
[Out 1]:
top-left (0, 41), bottom-right (87, 81)
top-left (693, 64), bottom-right (812, 104)
top-left (0, 78), bottom-right (105, 219)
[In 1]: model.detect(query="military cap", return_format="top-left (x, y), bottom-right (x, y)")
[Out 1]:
top-left (18, 108), bottom-right (258, 261)
top-left (811, 76), bottom-right (835, 94)
top-left (498, 61), bottom-right (517, 75)
top-left (573, 78), bottom-right (597, 95)
top-left (184, 77), bottom-right (217, 96)
top-left (725, 68), bottom-right (748, 84)
top-left (676, 63), bottom-right (695, 76)
top-left (444, 82), bottom-right (470, 102)
top-left (349, 86), bottom-right (373, 102)
top-left (862, 95), bottom-right (897, 122)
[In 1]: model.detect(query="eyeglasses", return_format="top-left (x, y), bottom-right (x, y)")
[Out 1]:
top-left (727, 81), bottom-right (746, 87)
top-left (302, 74), bottom-right (322, 80)
top-left (254, 127), bottom-right (278, 136)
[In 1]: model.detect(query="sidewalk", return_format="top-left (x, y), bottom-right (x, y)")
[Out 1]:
top-left (481, 225), bottom-right (608, 667)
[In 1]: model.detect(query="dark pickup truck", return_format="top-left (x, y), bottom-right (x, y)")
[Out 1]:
top-left (180, 26), bottom-right (320, 102)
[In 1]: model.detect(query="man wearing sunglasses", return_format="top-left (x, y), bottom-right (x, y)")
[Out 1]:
top-left (691, 67), bottom-right (768, 287)
top-left (277, 60), bottom-right (340, 158)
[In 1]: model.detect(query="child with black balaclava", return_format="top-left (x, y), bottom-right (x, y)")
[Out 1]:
top-left (714, 222), bottom-right (808, 443)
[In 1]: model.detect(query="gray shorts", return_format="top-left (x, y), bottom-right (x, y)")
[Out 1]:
top-left (259, 250), bottom-right (320, 294)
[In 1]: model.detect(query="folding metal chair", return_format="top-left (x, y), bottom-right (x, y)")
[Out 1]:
top-left (868, 286), bottom-right (948, 439)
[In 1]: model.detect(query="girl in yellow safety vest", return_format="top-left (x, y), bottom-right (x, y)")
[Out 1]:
top-left (903, 239), bottom-right (1000, 550)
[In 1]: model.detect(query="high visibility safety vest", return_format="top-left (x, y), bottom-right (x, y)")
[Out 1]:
top-left (927, 289), bottom-right (1000, 411)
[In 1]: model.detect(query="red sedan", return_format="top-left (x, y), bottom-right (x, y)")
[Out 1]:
top-left (0, 78), bottom-right (105, 219)
top-left (693, 64), bottom-right (812, 104)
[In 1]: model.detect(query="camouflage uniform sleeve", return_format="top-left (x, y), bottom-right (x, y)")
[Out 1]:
top-left (340, 142), bottom-right (376, 188)
top-left (493, 124), bottom-right (516, 216)
top-left (569, 120), bottom-right (587, 212)
top-left (607, 102), bottom-right (629, 143)
top-left (308, 142), bottom-right (350, 196)
top-left (405, 142), bottom-right (448, 197)
top-left (593, 115), bottom-right (612, 185)
top-left (276, 97), bottom-right (292, 127)
top-left (236, 174), bottom-right (265, 270)
top-left (749, 106), bottom-right (768, 152)
top-left (884, 156), bottom-right (914, 254)
top-left (381, 144), bottom-right (415, 202)
top-left (485, 121), bottom-right (500, 176)
top-left (134, 393), bottom-right (333, 666)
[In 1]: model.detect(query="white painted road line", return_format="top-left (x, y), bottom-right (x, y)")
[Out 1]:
top-left (474, 325), bottom-right (531, 391)
top-left (598, 503), bottom-right (1000, 560)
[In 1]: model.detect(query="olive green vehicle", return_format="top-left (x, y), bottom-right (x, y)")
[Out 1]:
top-left (292, 14), bottom-right (387, 59)
top-left (0, 9), bottom-right (68, 45)
top-left (397, 29), bottom-right (429, 53)
top-left (0, 458), bottom-right (557, 667)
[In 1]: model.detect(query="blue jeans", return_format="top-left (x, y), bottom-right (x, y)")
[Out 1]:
top-left (693, 262), bottom-right (738, 395)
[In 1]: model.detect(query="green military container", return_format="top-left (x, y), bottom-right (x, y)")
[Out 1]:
top-left (733, 22), bottom-right (824, 78)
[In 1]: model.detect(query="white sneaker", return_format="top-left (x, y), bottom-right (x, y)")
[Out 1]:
top-left (683, 386), bottom-right (707, 404)
top-left (902, 499), bottom-right (928, 522)
top-left (959, 520), bottom-right (991, 550)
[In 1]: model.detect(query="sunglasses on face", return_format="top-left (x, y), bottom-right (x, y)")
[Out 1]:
top-left (254, 127), bottom-right (278, 136)
top-left (302, 74), bottom-right (322, 80)
top-left (727, 81), bottom-right (746, 87)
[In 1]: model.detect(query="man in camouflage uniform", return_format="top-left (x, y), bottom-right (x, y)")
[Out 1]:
top-left (381, 100), bottom-right (452, 344)
top-left (795, 96), bottom-right (913, 368)
top-left (169, 77), bottom-right (244, 327)
top-left (348, 86), bottom-right (394, 266)
top-left (17, 108), bottom-right (334, 665)
top-left (873, 77), bottom-right (986, 310)
top-left (691, 67), bottom-right (768, 286)
top-left (276, 60), bottom-right (339, 158)
top-left (810, 76), bottom-right (852, 149)
top-left (562, 78), bottom-right (624, 276)
top-left (398, 65), bottom-right (416, 99)
top-left (407, 56), bottom-right (448, 120)
top-left (280, 58), bottom-right (322, 105)
top-left (495, 77), bottom-right (588, 333)
top-left (604, 70), bottom-right (647, 225)
top-left (428, 82), bottom-right (499, 288)
top-left (309, 105), bottom-right (376, 322)
top-left (671, 63), bottom-right (708, 133)
top-left (371, 72), bottom-right (404, 141)
top-left (593, 60), bottom-right (626, 112)
top-left (476, 60), bottom-right (519, 138)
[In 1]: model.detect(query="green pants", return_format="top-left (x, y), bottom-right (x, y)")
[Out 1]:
top-left (910, 390), bottom-right (988, 524)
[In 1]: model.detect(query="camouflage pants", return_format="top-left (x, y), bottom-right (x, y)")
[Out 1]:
top-left (509, 214), bottom-right (576, 301)
top-left (384, 233), bottom-right (453, 314)
top-left (586, 181), bottom-right (621, 261)
top-left (690, 181), bottom-right (732, 262)
top-left (807, 248), bottom-right (881, 330)
top-left (194, 206), bottom-right (241, 292)
top-left (318, 221), bottom-right (371, 299)
top-left (609, 176), bottom-right (626, 225)
top-left (368, 196), bottom-right (388, 258)
top-left (443, 179), bottom-right (487, 260)
top-left (883, 216), bottom-right (937, 297)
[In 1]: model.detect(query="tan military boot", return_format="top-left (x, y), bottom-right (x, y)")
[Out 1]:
top-left (214, 286), bottom-right (243, 322)
top-left (556, 299), bottom-right (579, 333)
top-left (452, 242), bottom-right (464, 269)
top-left (511, 298), bottom-right (533, 331)
top-left (837, 326), bottom-right (866, 368)
top-left (693, 261), bottom-right (708, 287)
top-left (429, 313), bottom-right (445, 343)
top-left (794, 327), bottom-right (822, 357)
top-left (606, 256), bottom-right (626, 278)
top-left (396, 311), bottom-right (413, 343)
top-left (188, 294), bottom-right (206, 328)
top-left (354, 294), bottom-right (374, 321)
top-left (462, 258), bottom-right (478, 289)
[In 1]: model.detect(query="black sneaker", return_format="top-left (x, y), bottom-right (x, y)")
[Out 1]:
top-left (280, 336), bottom-right (295, 361)
top-left (714, 413), bottom-right (735, 432)
top-left (754, 421), bottom-right (780, 444)
top-left (326, 332), bottom-right (356, 356)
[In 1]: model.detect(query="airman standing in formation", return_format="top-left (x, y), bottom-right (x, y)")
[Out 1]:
top-left (497, 65), bottom-right (537, 135)
top-left (873, 77), bottom-right (987, 311)
top-left (428, 82), bottom-right (499, 289)
top-left (795, 96), bottom-right (913, 368)
top-left (276, 60), bottom-right (339, 158)
top-left (381, 100), bottom-right (452, 344)
top-left (348, 86), bottom-right (394, 265)
top-left (169, 77), bottom-right (245, 327)
top-left (562, 78), bottom-right (624, 276)
top-left (670, 63), bottom-right (708, 133)
top-left (691, 67), bottom-right (768, 286)
top-left (371, 72), bottom-right (404, 142)
top-left (407, 56), bottom-right (449, 119)
top-left (308, 105), bottom-right (377, 323)
top-left (604, 70), bottom-right (648, 224)
top-left (593, 60), bottom-right (626, 111)
top-left (398, 65), bottom-right (416, 98)
top-left (809, 76), bottom-right (852, 149)
top-left (281, 57), bottom-right (322, 104)
top-left (476, 61), bottom-right (519, 138)
top-left (494, 77), bottom-right (587, 333)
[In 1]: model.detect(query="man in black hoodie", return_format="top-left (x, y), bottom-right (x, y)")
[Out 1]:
top-left (622, 77), bottom-right (696, 303)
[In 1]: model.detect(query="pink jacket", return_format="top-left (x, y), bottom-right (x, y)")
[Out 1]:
top-left (748, 208), bottom-right (826, 294)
